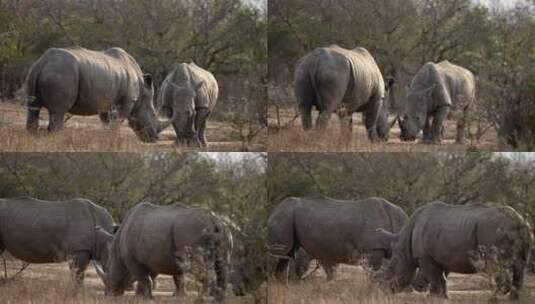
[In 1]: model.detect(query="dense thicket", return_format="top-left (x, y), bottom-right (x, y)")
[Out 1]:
top-left (0, 152), bottom-right (268, 294)
top-left (268, 153), bottom-right (535, 226)
top-left (0, 0), bottom-right (267, 133)
top-left (269, 0), bottom-right (535, 148)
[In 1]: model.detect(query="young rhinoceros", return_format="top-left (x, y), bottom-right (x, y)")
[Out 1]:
top-left (156, 63), bottom-right (218, 147)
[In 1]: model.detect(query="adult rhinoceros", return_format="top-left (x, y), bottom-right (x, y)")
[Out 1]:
top-left (377, 201), bottom-right (532, 300)
top-left (0, 197), bottom-right (116, 284)
top-left (399, 61), bottom-right (475, 144)
top-left (156, 62), bottom-right (218, 147)
top-left (267, 197), bottom-right (408, 283)
top-left (24, 47), bottom-right (175, 142)
top-left (294, 45), bottom-right (395, 141)
top-left (97, 202), bottom-right (232, 299)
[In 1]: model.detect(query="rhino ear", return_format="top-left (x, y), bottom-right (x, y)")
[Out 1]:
top-left (143, 74), bottom-right (153, 87)
top-left (96, 226), bottom-right (114, 243)
top-left (195, 81), bottom-right (204, 92)
top-left (111, 224), bottom-right (120, 234)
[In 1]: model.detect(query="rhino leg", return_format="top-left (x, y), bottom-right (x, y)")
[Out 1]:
top-left (456, 106), bottom-right (470, 144)
top-left (419, 257), bottom-right (447, 298)
top-left (26, 107), bottom-right (41, 133)
top-left (299, 103), bottom-right (313, 130)
top-left (363, 99), bottom-right (381, 141)
top-left (510, 258), bottom-right (525, 300)
top-left (194, 108), bottom-right (210, 148)
top-left (430, 106), bottom-right (449, 144)
top-left (172, 254), bottom-right (186, 296)
top-left (368, 249), bottom-right (387, 271)
top-left (70, 251), bottom-right (91, 285)
top-left (338, 110), bottom-right (353, 143)
top-left (322, 262), bottom-right (336, 281)
top-left (422, 116), bottom-right (432, 142)
top-left (48, 110), bottom-right (67, 132)
top-left (126, 261), bottom-right (152, 298)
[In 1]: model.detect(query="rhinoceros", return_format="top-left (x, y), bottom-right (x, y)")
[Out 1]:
top-left (294, 45), bottom-right (396, 141)
top-left (0, 197), bottom-right (116, 284)
top-left (97, 202), bottom-right (232, 299)
top-left (399, 61), bottom-right (476, 144)
top-left (24, 47), bottom-right (175, 142)
top-left (377, 201), bottom-right (532, 300)
top-left (267, 197), bottom-right (408, 283)
top-left (156, 62), bottom-right (218, 147)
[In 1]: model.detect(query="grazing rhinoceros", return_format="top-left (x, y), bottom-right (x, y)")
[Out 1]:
top-left (24, 47), bottom-right (175, 142)
top-left (267, 197), bottom-right (408, 283)
top-left (377, 201), bottom-right (532, 300)
top-left (0, 197), bottom-right (116, 284)
top-left (98, 202), bottom-right (232, 300)
top-left (399, 61), bottom-right (475, 144)
top-left (156, 62), bottom-right (218, 147)
top-left (294, 45), bottom-right (396, 141)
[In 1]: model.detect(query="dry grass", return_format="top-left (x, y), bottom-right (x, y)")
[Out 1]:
top-left (268, 264), bottom-right (535, 304)
top-left (268, 105), bottom-right (502, 152)
top-left (0, 259), bottom-right (257, 304)
top-left (0, 101), bottom-right (266, 152)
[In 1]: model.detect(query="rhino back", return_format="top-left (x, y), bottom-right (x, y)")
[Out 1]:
top-left (0, 197), bottom-right (101, 263)
top-left (411, 202), bottom-right (529, 273)
top-left (292, 197), bottom-right (402, 263)
top-left (116, 203), bottom-right (217, 275)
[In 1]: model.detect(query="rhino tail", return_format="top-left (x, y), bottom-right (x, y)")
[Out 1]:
top-left (308, 53), bottom-right (323, 111)
top-left (24, 56), bottom-right (47, 110)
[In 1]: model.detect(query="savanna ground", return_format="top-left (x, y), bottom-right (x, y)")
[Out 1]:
top-left (0, 101), bottom-right (266, 152)
top-left (268, 264), bottom-right (535, 304)
top-left (0, 257), bottom-right (256, 304)
top-left (268, 104), bottom-right (501, 152)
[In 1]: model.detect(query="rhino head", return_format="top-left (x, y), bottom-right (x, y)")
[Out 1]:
top-left (93, 225), bottom-right (118, 285)
top-left (94, 225), bottom-right (132, 295)
top-left (373, 228), bottom-right (417, 293)
top-left (168, 80), bottom-right (204, 146)
top-left (229, 256), bottom-right (267, 296)
top-left (128, 74), bottom-right (176, 143)
top-left (400, 84), bottom-right (435, 141)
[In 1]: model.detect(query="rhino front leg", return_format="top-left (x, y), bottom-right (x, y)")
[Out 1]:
top-left (195, 108), bottom-right (210, 148)
top-left (70, 251), bottom-right (91, 285)
top-left (368, 249), bottom-right (387, 271)
top-left (322, 262), bottom-right (336, 281)
top-left (422, 115), bottom-right (432, 142)
top-left (26, 108), bottom-right (41, 133)
top-left (299, 103), bottom-right (313, 130)
top-left (429, 106), bottom-right (449, 144)
top-left (419, 257), bottom-right (448, 298)
top-left (510, 258), bottom-right (526, 300)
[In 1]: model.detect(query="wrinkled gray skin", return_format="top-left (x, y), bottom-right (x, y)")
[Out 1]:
top-left (268, 197), bottom-right (408, 283)
top-left (400, 61), bottom-right (475, 144)
top-left (295, 45), bottom-right (396, 141)
top-left (0, 197), bottom-right (116, 285)
top-left (378, 201), bottom-right (532, 300)
top-left (156, 62), bottom-right (218, 147)
top-left (99, 203), bottom-right (231, 299)
top-left (24, 47), bottom-right (175, 142)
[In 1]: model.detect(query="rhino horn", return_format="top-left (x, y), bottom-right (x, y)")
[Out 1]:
top-left (92, 260), bottom-right (106, 284)
top-left (388, 116), bottom-right (400, 131)
top-left (375, 228), bottom-right (399, 243)
top-left (156, 101), bottom-right (178, 133)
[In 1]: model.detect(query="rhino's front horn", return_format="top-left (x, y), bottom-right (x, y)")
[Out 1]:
top-left (92, 261), bottom-right (106, 284)
top-left (156, 107), bottom-right (177, 133)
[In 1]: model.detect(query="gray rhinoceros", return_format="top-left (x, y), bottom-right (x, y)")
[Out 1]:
top-left (156, 62), bottom-right (218, 147)
top-left (98, 202), bottom-right (232, 299)
top-left (267, 197), bottom-right (408, 282)
top-left (377, 201), bottom-right (532, 300)
top-left (294, 45), bottom-right (396, 141)
top-left (399, 61), bottom-right (475, 144)
top-left (0, 197), bottom-right (116, 284)
top-left (24, 47), bottom-right (175, 142)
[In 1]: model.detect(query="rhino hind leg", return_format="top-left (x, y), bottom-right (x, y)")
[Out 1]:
top-left (419, 257), bottom-right (448, 298)
top-left (26, 108), bottom-right (41, 133)
top-left (363, 99), bottom-right (382, 142)
top-left (70, 251), bottom-right (91, 285)
top-left (509, 258), bottom-right (525, 300)
top-left (456, 106), bottom-right (470, 144)
top-left (48, 110), bottom-right (67, 132)
top-left (322, 263), bottom-right (336, 281)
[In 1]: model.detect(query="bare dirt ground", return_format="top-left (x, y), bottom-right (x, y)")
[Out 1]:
top-left (0, 259), bottom-right (258, 303)
top-left (0, 101), bottom-right (266, 152)
top-left (268, 105), bottom-right (502, 152)
top-left (268, 264), bottom-right (535, 304)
